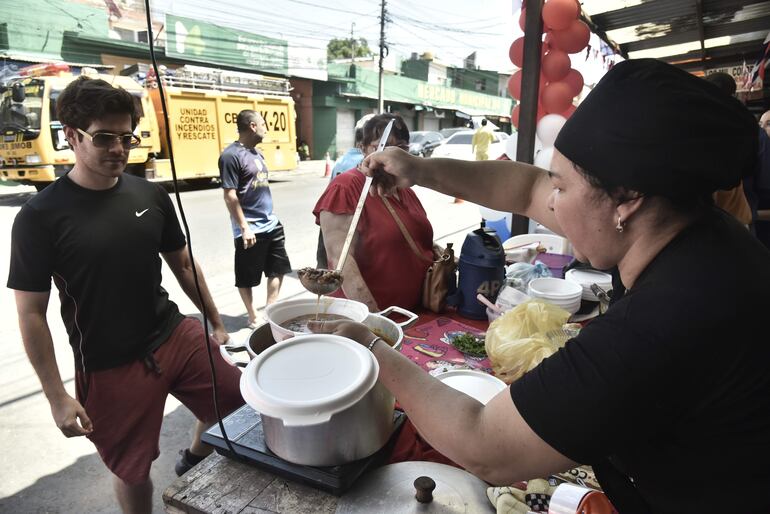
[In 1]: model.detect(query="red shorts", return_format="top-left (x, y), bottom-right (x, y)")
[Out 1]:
top-left (75, 317), bottom-right (244, 485)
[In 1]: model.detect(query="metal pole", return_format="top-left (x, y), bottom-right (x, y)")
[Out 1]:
top-left (350, 22), bottom-right (356, 64)
top-left (378, 0), bottom-right (387, 113)
top-left (511, 0), bottom-right (545, 236)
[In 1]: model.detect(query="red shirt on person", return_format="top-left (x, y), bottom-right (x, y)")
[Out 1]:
top-left (313, 168), bottom-right (433, 310)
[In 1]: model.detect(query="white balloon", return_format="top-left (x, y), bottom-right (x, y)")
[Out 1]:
top-left (536, 114), bottom-right (567, 148)
top-left (479, 205), bottom-right (506, 221)
top-left (534, 146), bottom-right (555, 170)
top-left (506, 132), bottom-right (545, 160)
top-left (504, 134), bottom-right (518, 160)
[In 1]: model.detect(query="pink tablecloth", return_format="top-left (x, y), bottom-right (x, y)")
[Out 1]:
top-left (400, 316), bottom-right (493, 376)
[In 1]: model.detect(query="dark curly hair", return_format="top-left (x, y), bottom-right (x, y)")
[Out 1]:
top-left (361, 113), bottom-right (410, 149)
top-left (56, 76), bottom-right (140, 133)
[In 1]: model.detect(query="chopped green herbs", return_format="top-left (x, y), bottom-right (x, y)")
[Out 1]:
top-left (451, 333), bottom-right (487, 357)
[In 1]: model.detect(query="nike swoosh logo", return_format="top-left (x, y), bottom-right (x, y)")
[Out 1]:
top-left (135, 209), bottom-right (149, 217)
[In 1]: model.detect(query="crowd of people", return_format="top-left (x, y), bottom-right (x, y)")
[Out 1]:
top-left (7, 57), bottom-right (770, 513)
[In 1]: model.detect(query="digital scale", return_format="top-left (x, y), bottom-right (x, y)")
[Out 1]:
top-left (202, 404), bottom-right (406, 495)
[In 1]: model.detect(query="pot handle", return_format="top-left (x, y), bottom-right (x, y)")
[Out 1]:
top-left (376, 306), bottom-right (419, 328)
top-left (219, 342), bottom-right (250, 370)
top-left (279, 413), bottom-right (334, 426)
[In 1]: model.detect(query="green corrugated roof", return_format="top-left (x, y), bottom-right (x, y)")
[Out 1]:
top-left (0, 0), bottom-right (108, 61)
top-left (328, 63), bottom-right (512, 116)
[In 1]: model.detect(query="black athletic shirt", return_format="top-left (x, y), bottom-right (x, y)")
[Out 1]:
top-left (510, 208), bottom-right (770, 513)
top-left (8, 174), bottom-right (186, 371)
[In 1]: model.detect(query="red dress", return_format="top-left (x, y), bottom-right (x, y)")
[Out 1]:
top-left (313, 169), bottom-right (433, 310)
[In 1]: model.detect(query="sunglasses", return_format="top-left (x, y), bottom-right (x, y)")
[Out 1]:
top-left (76, 128), bottom-right (141, 149)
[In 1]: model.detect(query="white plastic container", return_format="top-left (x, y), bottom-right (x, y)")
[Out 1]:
top-left (564, 269), bottom-right (613, 301)
top-left (527, 277), bottom-right (583, 314)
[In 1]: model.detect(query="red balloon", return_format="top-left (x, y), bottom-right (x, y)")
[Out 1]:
top-left (542, 0), bottom-right (579, 31)
top-left (511, 103), bottom-right (546, 129)
top-left (563, 68), bottom-right (584, 96)
top-left (541, 81), bottom-right (573, 114)
top-left (550, 19), bottom-right (591, 54)
top-left (542, 49), bottom-right (570, 82)
top-left (510, 70), bottom-right (549, 101)
top-left (561, 104), bottom-right (577, 118)
top-left (509, 38), bottom-right (525, 68)
top-left (519, 8), bottom-right (527, 31)
top-left (507, 70), bottom-right (523, 100)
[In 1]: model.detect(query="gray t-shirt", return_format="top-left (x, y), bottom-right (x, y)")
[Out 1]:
top-left (219, 141), bottom-right (278, 237)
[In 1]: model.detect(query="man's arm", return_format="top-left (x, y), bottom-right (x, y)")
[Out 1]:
top-left (15, 290), bottom-right (93, 437)
top-left (362, 149), bottom-right (560, 234)
top-left (162, 247), bottom-right (229, 343)
top-left (223, 188), bottom-right (255, 249)
top-left (320, 211), bottom-right (379, 311)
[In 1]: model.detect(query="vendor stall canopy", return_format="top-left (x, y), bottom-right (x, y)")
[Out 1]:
top-left (579, 0), bottom-right (770, 74)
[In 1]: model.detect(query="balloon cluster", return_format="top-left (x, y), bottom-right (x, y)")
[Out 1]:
top-left (507, 0), bottom-right (588, 135)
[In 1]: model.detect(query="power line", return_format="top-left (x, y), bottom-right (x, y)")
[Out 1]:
top-left (283, 0), bottom-right (379, 18)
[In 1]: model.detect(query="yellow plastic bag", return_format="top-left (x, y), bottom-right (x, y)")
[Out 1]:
top-left (485, 300), bottom-right (571, 384)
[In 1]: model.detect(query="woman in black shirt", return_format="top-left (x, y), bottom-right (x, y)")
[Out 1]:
top-left (312, 59), bottom-right (770, 513)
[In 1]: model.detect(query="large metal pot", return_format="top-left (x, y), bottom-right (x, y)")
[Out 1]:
top-left (240, 334), bottom-right (395, 467)
top-left (219, 306), bottom-right (418, 367)
top-left (264, 297), bottom-right (369, 342)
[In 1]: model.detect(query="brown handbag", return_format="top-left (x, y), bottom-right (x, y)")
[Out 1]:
top-left (382, 197), bottom-right (457, 313)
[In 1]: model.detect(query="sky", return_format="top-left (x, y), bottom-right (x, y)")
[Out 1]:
top-left (155, 0), bottom-right (523, 72)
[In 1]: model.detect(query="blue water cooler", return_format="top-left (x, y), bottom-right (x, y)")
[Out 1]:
top-left (448, 225), bottom-right (506, 319)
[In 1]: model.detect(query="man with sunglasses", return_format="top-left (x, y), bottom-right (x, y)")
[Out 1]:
top-left (7, 76), bottom-right (243, 514)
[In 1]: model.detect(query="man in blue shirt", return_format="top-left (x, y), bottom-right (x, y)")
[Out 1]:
top-left (220, 110), bottom-right (292, 327)
top-left (330, 113), bottom-right (374, 180)
top-left (330, 129), bottom-right (363, 180)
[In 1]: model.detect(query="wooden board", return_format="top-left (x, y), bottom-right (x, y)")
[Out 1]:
top-left (163, 453), bottom-right (338, 514)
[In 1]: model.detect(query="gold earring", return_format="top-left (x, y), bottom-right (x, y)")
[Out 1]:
top-left (616, 217), bottom-right (624, 233)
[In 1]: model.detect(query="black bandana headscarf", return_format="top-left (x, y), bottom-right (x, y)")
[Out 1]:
top-left (554, 59), bottom-right (758, 199)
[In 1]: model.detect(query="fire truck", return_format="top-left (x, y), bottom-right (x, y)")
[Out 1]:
top-left (0, 63), bottom-right (297, 190)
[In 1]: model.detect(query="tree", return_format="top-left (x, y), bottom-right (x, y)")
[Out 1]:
top-left (327, 37), bottom-right (373, 61)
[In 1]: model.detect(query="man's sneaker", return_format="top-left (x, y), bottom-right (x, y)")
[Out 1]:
top-left (175, 448), bottom-right (206, 476)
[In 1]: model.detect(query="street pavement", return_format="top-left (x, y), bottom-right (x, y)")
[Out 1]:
top-left (0, 159), bottom-right (482, 513)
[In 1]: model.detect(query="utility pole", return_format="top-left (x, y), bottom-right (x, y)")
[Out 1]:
top-left (377, 0), bottom-right (387, 113)
top-left (350, 22), bottom-right (356, 64)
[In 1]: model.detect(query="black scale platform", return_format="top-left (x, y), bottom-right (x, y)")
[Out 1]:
top-left (202, 404), bottom-right (406, 495)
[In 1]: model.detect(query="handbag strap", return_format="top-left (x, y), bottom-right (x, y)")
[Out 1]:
top-left (382, 197), bottom-right (432, 263)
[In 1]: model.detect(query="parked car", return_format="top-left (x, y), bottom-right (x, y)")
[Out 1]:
top-left (430, 130), bottom-right (508, 160)
top-left (408, 131), bottom-right (444, 157)
top-left (439, 126), bottom-right (472, 139)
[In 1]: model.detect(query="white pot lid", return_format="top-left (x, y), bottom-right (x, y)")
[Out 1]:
top-left (240, 334), bottom-right (378, 426)
top-left (435, 370), bottom-right (507, 405)
top-left (565, 269), bottom-right (612, 287)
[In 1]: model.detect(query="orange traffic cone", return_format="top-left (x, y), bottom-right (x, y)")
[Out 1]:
top-left (323, 152), bottom-right (331, 177)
